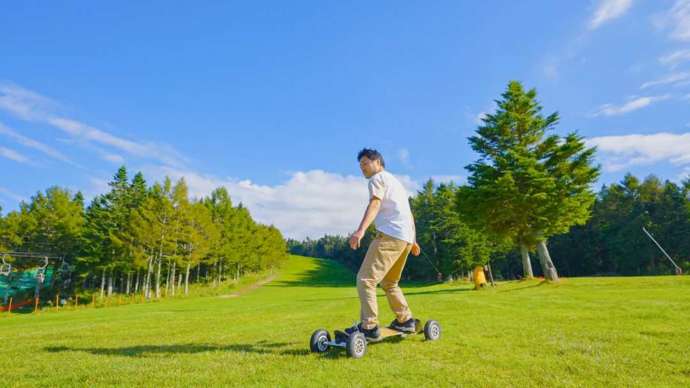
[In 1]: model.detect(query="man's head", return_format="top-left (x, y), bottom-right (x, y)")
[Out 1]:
top-left (357, 148), bottom-right (385, 178)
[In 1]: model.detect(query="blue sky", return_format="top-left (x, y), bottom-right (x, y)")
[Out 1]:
top-left (1, 1), bottom-right (690, 239)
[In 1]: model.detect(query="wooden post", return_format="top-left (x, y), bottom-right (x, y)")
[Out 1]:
top-left (486, 263), bottom-right (496, 287)
top-left (56, 294), bottom-right (60, 311)
top-left (92, 294), bottom-right (96, 307)
top-left (8, 297), bottom-right (12, 314)
top-left (34, 297), bottom-right (39, 313)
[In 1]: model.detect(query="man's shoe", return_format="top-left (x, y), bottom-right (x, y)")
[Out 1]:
top-left (389, 318), bottom-right (416, 333)
top-left (344, 322), bottom-right (381, 341)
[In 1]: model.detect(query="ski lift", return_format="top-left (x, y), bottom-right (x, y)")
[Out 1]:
top-left (35, 256), bottom-right (49, 284)
top-left (642, 227), bottom-right (683, 275)
top-left (0, 254), bottom-right (11, 276)
top-left (56, 259), bottom-right (73, 288)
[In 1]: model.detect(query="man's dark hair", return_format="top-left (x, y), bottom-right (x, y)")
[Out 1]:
top-left (357, 148), bottom-right (385, 167)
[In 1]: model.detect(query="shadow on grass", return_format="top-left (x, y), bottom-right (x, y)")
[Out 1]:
top-left (44, 341), bottom-right (299, 358)
top-left (43, 343), bottom-right (358, 360)
top-left (275, 257), bottom-right (441, 289)
top-left (43, 336), bottom-right (416, 360)
top-left (43, 344), bottom-right (250, 356)
top-left (403, 287), bottom-right (473, 296)
top-left (497, 280), bottom-right (548, 293)
top-left (272, 258), bottom-right (354, 288)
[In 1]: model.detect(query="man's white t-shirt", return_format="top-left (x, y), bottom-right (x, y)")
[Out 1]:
top-left (368, 170), bottom-right (415, 244)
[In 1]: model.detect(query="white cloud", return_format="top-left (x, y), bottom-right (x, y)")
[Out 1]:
top-left (678, 166), bottom-right (690, 181)
top-left (88, 144), bottom-right (127, 164)
top-left (640, 72), bottom-right (690, 89)
top-left (654, 0), bottom-right (690, 41)
top-left (0, 122), bottom-right (76, 165)
top-left (474, 111), bottom-right (488, 125)
top-left (587, 132), bottom-right (690, 171)
top-left (0, 146), bottom-right (31, 164)
top-left (398, 148), bottom-right (411, 167)
top-left (593, 95), bottom-right (670, 116)
top-left (472, 102), bottom-right (496, 125)
top-left (0, 83), bottom-right (58, 120)
top-left (543, 62), bottom-right (559, 80)
top-left (659, 49), bottom-right (690, 68)
top-left (0, 82), bottom-right (444, 240)
top-left (84, 177), bottom-right (110, 199)
top-left (589, 0), bottom-right (633, 30)
top-left (0, 186), bottom-right (24, 203)
top-left (138, 167), bottom-right (419, 240)
top-left (102, 153), bottom-right (125, 164)
top-left (539, 1), bottom-right (625, 81)
top-left (0, 83), bottom-right (186, 167)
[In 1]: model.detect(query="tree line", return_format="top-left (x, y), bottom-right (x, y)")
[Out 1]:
top-left (290, 81), bottom-right (690, 281)
top-left (0, 166), bottom-right (288, 299)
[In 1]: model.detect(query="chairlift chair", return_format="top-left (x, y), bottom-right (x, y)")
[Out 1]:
top-left (0, 254), bottom-right (11, 276)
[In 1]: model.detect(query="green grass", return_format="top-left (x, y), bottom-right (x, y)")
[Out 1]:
top-left (2, 255), bottom-right (690, 387)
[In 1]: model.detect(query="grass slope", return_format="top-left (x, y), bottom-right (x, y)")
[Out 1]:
top-left (2, 255), bottom-right (689, 387)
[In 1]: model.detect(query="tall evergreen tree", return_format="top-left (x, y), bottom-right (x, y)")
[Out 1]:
top-left (459, 81), bottom-right (600, 281)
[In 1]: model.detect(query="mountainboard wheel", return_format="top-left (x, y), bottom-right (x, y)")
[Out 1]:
top-left (346, 332), bottom-right (367, 358)
top-left (310, 329), bottom-right (331, 353)
top-left (424, 320), bottom-right (441, 341)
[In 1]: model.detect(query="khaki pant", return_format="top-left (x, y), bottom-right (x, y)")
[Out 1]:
top-left (357, 232), bottom-right (413, 329)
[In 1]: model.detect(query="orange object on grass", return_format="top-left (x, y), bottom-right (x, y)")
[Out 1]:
top-left (473, 265), bottom-right (487, 289)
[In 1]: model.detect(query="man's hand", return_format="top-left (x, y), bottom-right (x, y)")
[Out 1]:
top-left (349, 229), bottom-right (365, 250)
top-left (411, 242), bottom-right (421, 256)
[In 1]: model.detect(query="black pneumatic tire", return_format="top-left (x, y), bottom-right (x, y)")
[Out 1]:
top-left (346, 332), bottom-right (367, 358)
top-left (424, 320), bottom-right (441, 341)
top-left (310, 329), bottom-right (331, 353)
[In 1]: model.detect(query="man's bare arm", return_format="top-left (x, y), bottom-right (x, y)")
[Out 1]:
top-left (349, 197), bottom-right (381, 249)
top-left (410, 214), bottom-right (420, 256)
top-left (357, 197), bottom-right (381, 234)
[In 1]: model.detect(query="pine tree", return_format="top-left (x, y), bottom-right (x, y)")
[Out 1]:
top-left (460, 81), bottom-right (600, 281)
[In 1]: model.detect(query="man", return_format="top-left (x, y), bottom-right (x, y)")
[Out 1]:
top-left (345, 148), bottom-right (420, 341)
